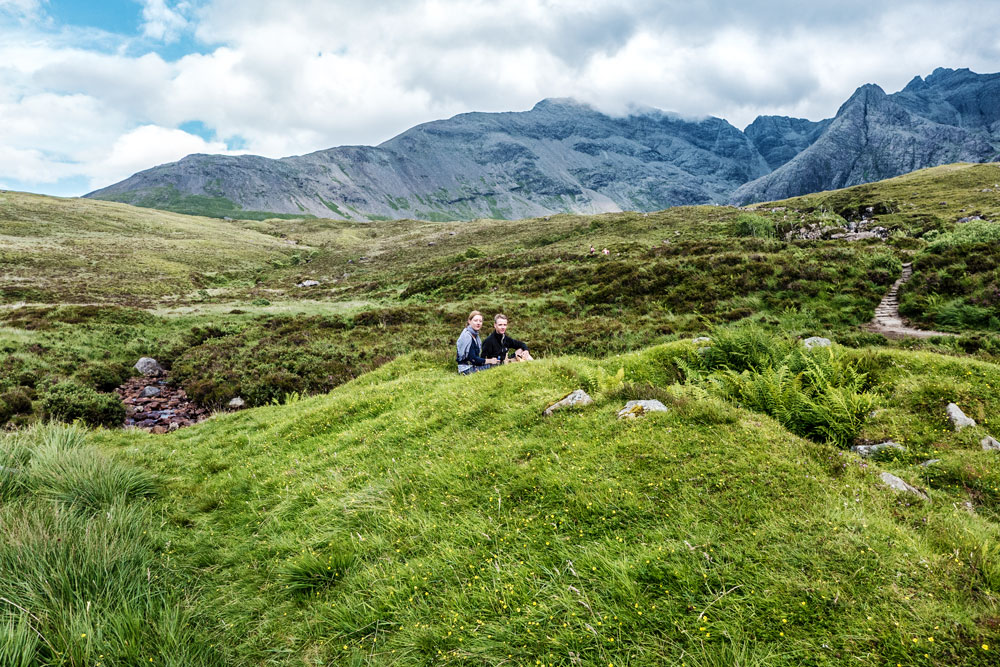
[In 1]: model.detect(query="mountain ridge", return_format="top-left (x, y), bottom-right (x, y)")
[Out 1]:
top-left (87, 68), bottom-right (1000, 219)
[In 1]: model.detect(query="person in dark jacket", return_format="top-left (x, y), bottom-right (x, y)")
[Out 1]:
top-left (481, 313), bottom-right (531, 364)
top-left (456, 310), bottom-right (499, 374)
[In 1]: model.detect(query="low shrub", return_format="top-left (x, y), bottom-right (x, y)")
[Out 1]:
top-left (76, 361), bottom-right (132, 392)
top-left (40, 382), bottom-right (125, 428)
top-left (0, 387), bottom-right (34, 415)
top-left (734, 213), bottom-right (777, 239)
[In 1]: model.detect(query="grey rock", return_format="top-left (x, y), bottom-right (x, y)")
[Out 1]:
top-left (691, 336), bottom-right (711, 344)
top-left (744, 115), bottom-right (832, 170)
top-left (617, 400), bottom-right (669, 419)
top-left (981, 435), bottom-right (1000, 451)
top-left (227, 397), bottom-right (246, 410)
top-left (879, 472), bottom-right (928, 500)
top-left (732, 68), bottom-right (1000, 205)
top-left (140, 386), bottom-right (161, 398)
top-left (851, 441), bottom-right (906, 457)
top-left (802, 336), bottom-right (832, 349)
top-left (543, 389), bottom-right (593, 416)
top-left (946, 402), bottom-right (976, 430)
top-left (134, 357), bottom-right (164, 377)
top-left (920, 459), bottom-right (941, 467)
top-left (296, 279), bottom-right (320, 287)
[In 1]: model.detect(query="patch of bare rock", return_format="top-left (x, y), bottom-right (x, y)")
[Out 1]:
top-left (116, 377), bottom-right (210, 433)
top-left (116, 357), bottom-right (209, 433)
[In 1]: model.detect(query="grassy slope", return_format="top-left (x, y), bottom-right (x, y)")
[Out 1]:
top-left (769, 163), bottom-right (1000, 332)
top-left (82, 342), bottom-right (1000, 666)
top-left (0, 190), bottom-right (303, 303)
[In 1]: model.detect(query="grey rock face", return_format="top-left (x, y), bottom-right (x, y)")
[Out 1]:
top-left (617, 400), bottom-right (669, 419)
top-left (879, 472), bottom-right (928, 500)
top-left (134, 357), bottom-right (164, 377)
top-left (744, 115), bottom-right (831, 170)
top-left (228, 397), bottom-right (246, 410)
top-left (87, 69), bottom-right (1000, 219)
top-left (981, 435), bottom-right (1000, 451)
top-left (851, 441), bottom-right (905, 457)
top-left (543, 389), bottom-right (593, 416)
top-left (140, 386), bottom-right (161, 398)
top-left (732, 69), bottom-right (1000, 205)
top-left (802, 336), bottom-right (832, 349)
top-left (946, 403), bottom-right (977, 430)
top-left (88, 99), bottom-right (767, 222)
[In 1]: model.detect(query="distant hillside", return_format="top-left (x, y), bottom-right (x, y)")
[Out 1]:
top-left (85, 68), bottom-right (1000, 221)
top-left (86, 100), bottom-right (768, 221)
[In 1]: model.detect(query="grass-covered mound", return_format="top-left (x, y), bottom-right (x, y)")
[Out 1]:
top-left (74, 338), bottom-right (1000, 666)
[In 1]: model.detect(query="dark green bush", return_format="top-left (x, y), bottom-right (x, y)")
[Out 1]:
top-left (0, 387), bottom-right (33, 415)
top-left (40, 382), bottom-right (125, 428)
top-left (76, 361), bottom-right (132, 392)
top-left (0, 399), bottom-right (11, 427)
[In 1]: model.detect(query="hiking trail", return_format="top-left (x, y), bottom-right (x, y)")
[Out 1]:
top-left (865, 262), bottom-right (954, 339)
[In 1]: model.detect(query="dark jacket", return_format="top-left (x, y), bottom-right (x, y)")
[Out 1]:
top-left (481, 331), bottom-right (528, 362)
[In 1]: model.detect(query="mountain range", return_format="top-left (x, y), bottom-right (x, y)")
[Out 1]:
top-left (86, 67), bottom-right (1000, 220)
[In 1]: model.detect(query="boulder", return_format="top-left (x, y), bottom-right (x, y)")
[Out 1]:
top-left (617, 400), bottom-right (669, 420)
top-left (543, 390), bottom-right (593, 416)
top-left (879, 472), bottom-right (928, 500)
top-left (228, 397), bottom-right (246, 410)
top-left (919, 459), bottom-right (941, 467)
top-left (134, 357), bottom-right (164, 377)
top-left (296, 279), bottom-right (320, 287)
top-left (140, 386), bottom-right (161, 398)
top-left (981, 435), bottom-right (1000, 451)
top-left (851, 441), bottom-right (905, 458)
top-left (802, 336), bottom-right (832, 349)
top-left (691, 336), bottom-right (711, 344)
top-left (946, 403), bottom-right (976, 430)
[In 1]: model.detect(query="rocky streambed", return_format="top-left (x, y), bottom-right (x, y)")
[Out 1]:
top-left (116, 358), bottom-right (213, 433)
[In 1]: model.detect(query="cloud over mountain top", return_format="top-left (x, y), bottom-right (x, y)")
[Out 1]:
top-left (3, 1), bottom-right (1000, 196)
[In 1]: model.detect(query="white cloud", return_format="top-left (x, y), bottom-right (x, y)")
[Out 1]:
top-left (140, 0), bottom-right (189, 42)
top-left (3, 0), bottom-right (1000, 196)
top-left (0, 0), bottom-right (41, 18)
top-left (87, 124), bottom-right (236, 187)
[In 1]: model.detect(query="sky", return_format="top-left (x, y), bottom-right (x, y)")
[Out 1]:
top-left (2, 0), bottom-right (999, 197)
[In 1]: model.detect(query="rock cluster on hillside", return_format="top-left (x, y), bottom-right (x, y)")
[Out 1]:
top-left (116, 377), bottom-right (210, 433)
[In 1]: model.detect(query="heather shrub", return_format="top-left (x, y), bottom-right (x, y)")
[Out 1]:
top-left (40, 382), bottom-right (125, 428)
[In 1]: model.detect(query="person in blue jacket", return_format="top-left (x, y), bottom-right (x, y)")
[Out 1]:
top-left (456, 310), bottom-right (499, 375)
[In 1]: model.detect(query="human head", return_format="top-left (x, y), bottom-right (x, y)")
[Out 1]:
top-left (493, 313), bottom-right (508, 334)
top-left (467, 310), bottom-right (483, 331)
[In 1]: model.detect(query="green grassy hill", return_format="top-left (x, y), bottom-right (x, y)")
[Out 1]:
top-left (5, 338), bottom-right (999, 665)
top-left (1, 165), bottom-right (999, 664)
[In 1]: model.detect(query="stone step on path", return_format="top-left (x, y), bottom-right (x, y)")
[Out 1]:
top-left (865, 262), bottom-right (954, 339)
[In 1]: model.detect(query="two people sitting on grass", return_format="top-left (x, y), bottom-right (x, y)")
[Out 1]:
top-left (456, 311), bottom-right (532, 375)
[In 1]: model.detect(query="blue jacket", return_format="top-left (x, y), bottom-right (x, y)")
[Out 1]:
top-left (456, 326), bottom-right (487, 373)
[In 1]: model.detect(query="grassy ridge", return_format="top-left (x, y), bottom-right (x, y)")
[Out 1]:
top-left (83, 339), bottom-right (1000, 665)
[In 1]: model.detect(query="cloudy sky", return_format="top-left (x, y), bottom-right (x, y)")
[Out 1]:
top-left (2, 0), bottom-right (999, 197)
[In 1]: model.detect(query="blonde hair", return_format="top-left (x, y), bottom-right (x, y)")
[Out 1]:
top-left (467, 310), bottom-right (482, 324)
top-left (494, 313), bottom-right (508, 324)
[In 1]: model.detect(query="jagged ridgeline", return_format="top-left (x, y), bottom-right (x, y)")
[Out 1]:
top-left (86, 68), bottom-right (1000, 221)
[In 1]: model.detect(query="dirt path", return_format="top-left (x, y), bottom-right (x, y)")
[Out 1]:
top-left (865, 262), bottom-right (954, 339)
